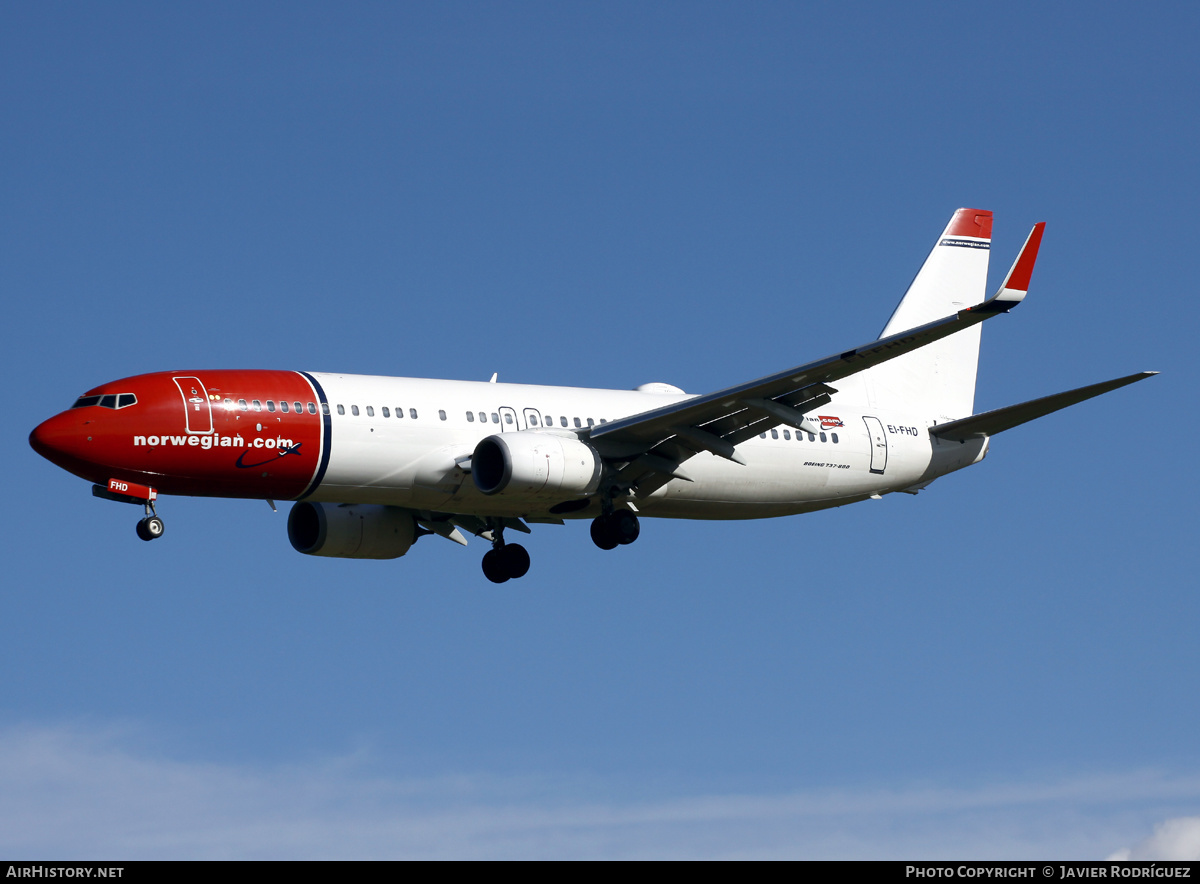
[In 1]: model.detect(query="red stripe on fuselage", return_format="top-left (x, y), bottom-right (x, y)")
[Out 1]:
top-left (30, 370), bottom-right (324, 500)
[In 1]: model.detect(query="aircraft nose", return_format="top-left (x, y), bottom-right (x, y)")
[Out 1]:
top-left (30, 410), bottom-right (94, 470)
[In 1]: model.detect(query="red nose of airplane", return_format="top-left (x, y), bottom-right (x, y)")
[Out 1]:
top-left (30, 410), bottom-right (100, 478)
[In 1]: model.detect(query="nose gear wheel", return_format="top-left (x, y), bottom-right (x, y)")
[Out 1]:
top-left (136, 515), bottom-right (165, 541)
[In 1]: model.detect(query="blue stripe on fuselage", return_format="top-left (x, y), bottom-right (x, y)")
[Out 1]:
top-left (297, 371), bottom-right (332, 499)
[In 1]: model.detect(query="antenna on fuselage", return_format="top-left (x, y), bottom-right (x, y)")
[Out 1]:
top-left (489, 373), bottom-right (498, 383)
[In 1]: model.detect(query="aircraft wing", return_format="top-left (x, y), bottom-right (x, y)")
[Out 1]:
top-left (928, 371), bottom-right (1157, 442)
top-left (588, 223), bottom-right (1046, 492)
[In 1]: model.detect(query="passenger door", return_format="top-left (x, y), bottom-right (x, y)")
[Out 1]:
top-left (173, 376), bottom-right (214, 435)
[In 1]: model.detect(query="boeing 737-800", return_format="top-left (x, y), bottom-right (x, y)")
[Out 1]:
top-left (29, 209), bottom-right (1155, 582)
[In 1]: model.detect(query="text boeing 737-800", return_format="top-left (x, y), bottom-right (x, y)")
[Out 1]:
top-left (30, 209), bottom-right (1155, 582)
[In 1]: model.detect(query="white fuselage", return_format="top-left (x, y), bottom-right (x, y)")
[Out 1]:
top-left (305, 373), bottom-right (988, 520)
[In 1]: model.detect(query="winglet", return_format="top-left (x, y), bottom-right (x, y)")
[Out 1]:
top-left (995, 221), bottom-right (1046, 305)
top-left (968, 221), bottom-right (1045, 314)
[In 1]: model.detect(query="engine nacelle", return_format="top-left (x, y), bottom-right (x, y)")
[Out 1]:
top-left (288, 502), bottom-right (416, 559)
top-left (472, 432), bottom-right (603, 499)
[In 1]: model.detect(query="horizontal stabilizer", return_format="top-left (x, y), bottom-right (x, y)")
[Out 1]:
top-left (929, 371), bottom-right (1157, 442)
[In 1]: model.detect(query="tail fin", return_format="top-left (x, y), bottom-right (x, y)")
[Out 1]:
top-left (852, 209), bottom-right (1004, 420)
top-left (882, 208), bottom-right (995, 336)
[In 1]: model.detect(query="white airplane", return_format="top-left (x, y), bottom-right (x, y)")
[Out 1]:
top-left (29, 209), bottom-right (1155, 582)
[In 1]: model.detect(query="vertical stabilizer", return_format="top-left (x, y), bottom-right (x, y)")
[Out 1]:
top-left (857, 208), bottom-right (994, 420)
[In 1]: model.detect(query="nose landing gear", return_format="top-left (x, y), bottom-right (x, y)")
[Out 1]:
top-left (136, 511), bottom-right (165, 541)
top-left (92, 479), bottom-right (165, 542)
top-left (481, 519), bottom-right (530, 583)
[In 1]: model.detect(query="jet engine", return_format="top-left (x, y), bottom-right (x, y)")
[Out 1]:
top-left (472, 432), bottom-right (602, 499)
top-left (288, 502), bottom-right (416, 559)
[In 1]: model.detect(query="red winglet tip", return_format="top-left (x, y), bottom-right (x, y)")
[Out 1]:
top-left (946, 208), bottom-right (993, 240)
top-left (1005, 222), bottom-right (1046, 292)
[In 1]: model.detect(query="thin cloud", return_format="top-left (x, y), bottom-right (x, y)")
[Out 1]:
top-left (1108, 817), bottom-right (1200, 861)
top-left (1, 722), bottom-right (1199, 859)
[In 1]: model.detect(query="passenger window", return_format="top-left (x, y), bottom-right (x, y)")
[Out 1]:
top-left (280, 401), bottom-right (290, 413)
top-left (503, 413), bottom-right (512, 424)
top-left (782, 429), bottom-right (791, 440)
top-left (267, 401), bottom-right (276, 413)
top-left (529, 414), bottom-right (539, 426)
top-left (760, 432), bottom-right (767, 439)
top-left (224, 398), bottom-right (234, 411)
top-left (351, 405), bottom-right (359, 416)
top-left (831, 433), bottom-right (839, 443)
top-left (396, 407), bottom-right (404, 418)
top-left (573, 417), bottom-right (581, 428)
top-left (252, 400), bottom-right (262, 412)
top-left (366, 406), bottom-right (374, 417)
top-left (440, 410), bottom-right (448, 421)
top-left (771, 429), bottom-right (779, 439)
top-left (410, 408), bottom-right (418, 419)
top-left (544, 415), bottom-right (553, 426)
top-left (118, 394), bottom-right (137, 408)
top-left (294, 401), bottom-right (303, 413)
top-left (466, 411), bottom-right (474, 422)
top-left (383, 407), bottom-right (391, 418)
top-left (239, 399), bottom-right (248, 411)
top-left (587, 418), bottom-right (594, 427)
top-left (560, 417), bottom-right (568, 427)
top-left (819, 432), bottom-right (827, 442)
top-left (321, 403), bottom-right (329, 415)
top-left (491, 413), bottom-right (499, 424)
top-left (808, 433), bottom-right (815, 441)
top-left (336, 405), bottom-right (345, 415)
top-left (600, 418), bottom-right (607, 424)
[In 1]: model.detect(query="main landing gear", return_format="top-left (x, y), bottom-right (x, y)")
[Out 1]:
top-left (481, 519), bottom-right (530, 584)
top-left (590, 508), bottom-right (640, 550)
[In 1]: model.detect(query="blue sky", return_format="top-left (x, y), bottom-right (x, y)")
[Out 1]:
top-left (3, 1), bottom-right (1198, 858)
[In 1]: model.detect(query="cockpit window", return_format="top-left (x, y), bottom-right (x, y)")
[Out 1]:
top-left (71, 393), bottom-right (138, 409)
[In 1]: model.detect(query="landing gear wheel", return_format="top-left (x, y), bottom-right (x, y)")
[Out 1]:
top-left (136, 516), bottom-right (164, 541)
top-left (482, 543), bottom-right (530, 582)
top-left (591, 511), bottom-right (639, 549)
top-left (500, 543), bottom-right (530, 579)
top-left (482, 548), bottom-right (510, 583)
top-left (590, 516), bottom-right (618, 550)
top-left (610, 509), bottom-right (640, 545)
